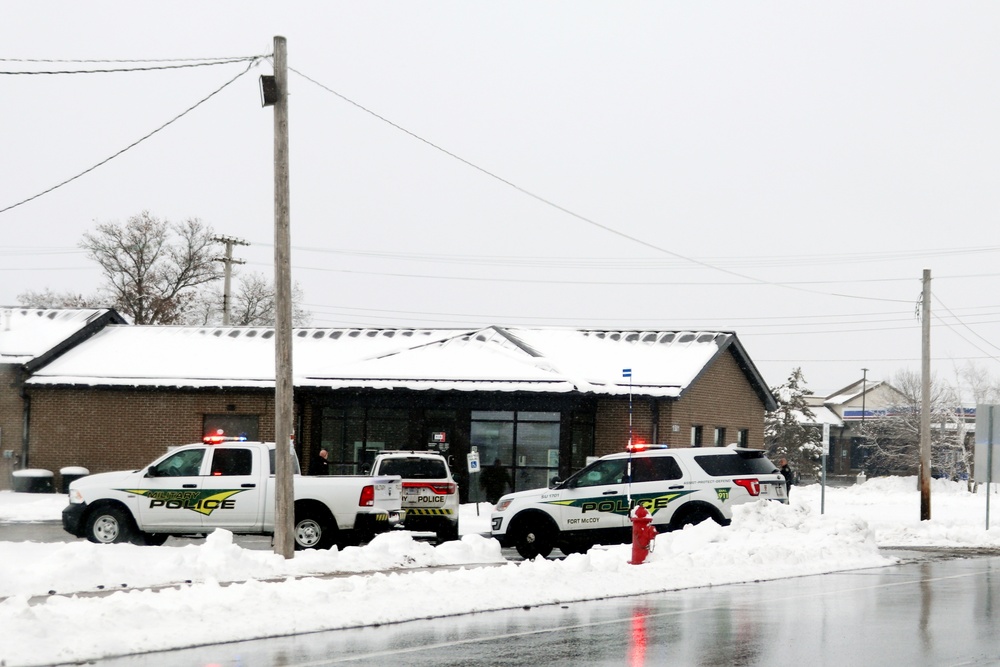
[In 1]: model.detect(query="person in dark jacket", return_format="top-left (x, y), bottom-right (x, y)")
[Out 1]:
top-left (480, 459), bottom-right (513, 504)
top-left (313, 448), bottom-right (330, 475)
top-left (779, 458), bottom-right (794, 496)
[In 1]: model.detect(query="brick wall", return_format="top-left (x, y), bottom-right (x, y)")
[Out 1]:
top-left (594, 349), bottom-right (767, 456)
top-left (0, 366), bottom-right (23, 489)
top-left (26, 386), bottom-right (277, 487)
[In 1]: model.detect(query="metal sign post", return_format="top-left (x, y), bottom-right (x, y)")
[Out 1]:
top-left (974, 404), bottom-right (1000, 530)
top-left (821, 422), bottom-right (830, 514)
top-left (467, 449), bottom-right (481, 515)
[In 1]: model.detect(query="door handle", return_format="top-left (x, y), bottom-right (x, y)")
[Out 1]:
top-left (182, 484), bottom-right (196, 488)
top-left (669, 485), bottom-right (684, 490)
top-left (602, 490), bottom-right (618, 495)
top-left (242, 483), bottom-right (256, 488)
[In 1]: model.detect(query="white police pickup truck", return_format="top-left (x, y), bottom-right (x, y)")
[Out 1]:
top-left (62, 437), bottom-right (403, 550)
top-left (491, 445), bottom-right (787, 558)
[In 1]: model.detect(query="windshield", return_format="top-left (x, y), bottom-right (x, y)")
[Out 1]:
top-left (378, 457), bottom-right (447, 479)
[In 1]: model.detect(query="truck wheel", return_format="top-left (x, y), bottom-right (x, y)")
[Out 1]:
top-left (511, 515), bottom-right (554, 559)
top-left (436, 521), bottom-right (460, 543)
top-left (141, 533), bottom-right (169, 546)
top-left (85, 506), bottom-right (134, 544)
top-left (294, 514), bottom-right (336, 550)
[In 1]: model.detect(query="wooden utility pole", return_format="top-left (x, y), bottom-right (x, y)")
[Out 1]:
top-left (271, 35), bottom-right (295, 557)
top-left (212, 235), bottom-right (249, 325)
top-left (920, 268), bottom-right (931, 521)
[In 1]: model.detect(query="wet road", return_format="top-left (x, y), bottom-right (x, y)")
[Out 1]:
top-left (7, 522), bottom-right (1000, 666)
top-left (97, 554), bottom-right (1000, 667)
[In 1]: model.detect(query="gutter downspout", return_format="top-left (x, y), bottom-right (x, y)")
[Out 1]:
top-left (18, 370), bottom-right (30, 469)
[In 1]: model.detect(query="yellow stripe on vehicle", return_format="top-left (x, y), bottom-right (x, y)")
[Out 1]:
top-left (405, 508), bottom-right (455, 516)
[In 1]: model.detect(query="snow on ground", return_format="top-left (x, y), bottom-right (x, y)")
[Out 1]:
top-left (2, 479), bottom-right (1000, 666)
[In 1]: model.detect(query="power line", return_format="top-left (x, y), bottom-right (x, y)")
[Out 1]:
top-left (0, 57), bottom-right (262, 215)
top-left (0, 55), bottom-right (266, 64)
top-left (289, 66), bottom-right (913, 305)
top-left (0, 56), bottom-right (264, 75)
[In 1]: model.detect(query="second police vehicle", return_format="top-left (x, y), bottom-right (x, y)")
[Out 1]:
top-left (491, 444), bottom-right (787, 558)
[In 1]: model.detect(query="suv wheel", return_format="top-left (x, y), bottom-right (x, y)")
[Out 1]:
top-left (672, 505), bottom-right (719, 530)
top-left (511, 515), bottom-right (555, 559)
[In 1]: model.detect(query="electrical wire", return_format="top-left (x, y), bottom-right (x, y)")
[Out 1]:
top-left (289, 66), bottom-right (915, 305)
top-left (0, 57), bottom-right (262, 215)
top-left (0, 56), bottom-right (264, 75)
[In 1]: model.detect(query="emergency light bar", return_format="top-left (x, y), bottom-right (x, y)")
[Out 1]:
top-left (203, 434), bottom-right (249, 445)
top-left (626, 443), bottom-right (669, 452)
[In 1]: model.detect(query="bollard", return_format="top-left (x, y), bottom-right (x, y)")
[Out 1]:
top-left (629, 505), bottom-right (658, 565)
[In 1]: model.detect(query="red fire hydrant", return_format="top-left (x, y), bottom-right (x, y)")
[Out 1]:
top-left (629, 504), bottom-right (658, 565)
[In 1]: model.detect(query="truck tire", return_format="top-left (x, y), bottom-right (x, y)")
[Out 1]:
top-left (141, 533), bottom-right (170, 546)
top-left (436, 520), bottom-right (460, 543)
top-left (510, 514), bottom-right (555, 559)
top-left (294, 513), bottom-right (336, 550)
top-left (85, 506), bottom-right (135, 545)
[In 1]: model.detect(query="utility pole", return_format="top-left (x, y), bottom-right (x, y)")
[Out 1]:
top-left (920, 268), bottom-right (932, 521)
top-left (262, 35), bottom-right (294, 558)
top-left (212, 235), bottom-right (249, 325)
top-left (860, 367), bottom-right (868, 474)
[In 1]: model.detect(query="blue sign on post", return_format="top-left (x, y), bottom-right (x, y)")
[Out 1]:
top-left (622, 368), bottom-right (632, 378)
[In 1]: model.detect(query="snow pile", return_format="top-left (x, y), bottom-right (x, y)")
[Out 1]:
top-left (2, 478), bottom-right (1000, 666)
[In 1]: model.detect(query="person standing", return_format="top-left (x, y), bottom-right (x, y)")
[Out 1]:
top-left (313, 448), bottom-right (330, 475)
top-left (779, 458), bottom-right (794, 496)
top-left (480, 459), bottom-right (512, 504)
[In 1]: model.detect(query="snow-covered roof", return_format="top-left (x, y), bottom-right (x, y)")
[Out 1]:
top-left (25, 325), bottom-right (767, 400)
top-left (825, 379), bottom-right (884, 405)
top-left (796, 404), bottom-right (843, 427)
top-left (0, 308), bottom-right (124, 366)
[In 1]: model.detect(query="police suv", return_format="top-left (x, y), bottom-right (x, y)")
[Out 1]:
top-left (370, 451), bottom-right (460, 542)
top-left (491, 445), bottom-right (787, 558)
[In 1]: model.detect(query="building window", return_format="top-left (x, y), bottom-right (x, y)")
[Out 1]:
top-left (203, 414), bottom-right (259, 441)
top-left (737, 429), bottom-right (749, 447)
top-left (714, 427), bottom-right (726, 447)
top-left (691, 425), bottom-right (703, 447)
top-left (471, 411), bottom-right (560, 492)
top-left (318, 407), bottom-right (411, 475)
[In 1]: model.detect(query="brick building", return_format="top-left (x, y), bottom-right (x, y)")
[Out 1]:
top-left (9, 319), bottom-right (776, 499)
top-left (0, 308), bottom-right (126, 489)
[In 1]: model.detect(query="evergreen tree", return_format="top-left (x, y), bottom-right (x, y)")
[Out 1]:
top-left (765, 367), bottom-right (822, 480)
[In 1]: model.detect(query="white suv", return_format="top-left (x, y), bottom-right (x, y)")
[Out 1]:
top-left (491, 445), bottom-right (786, 558)
top-left (371, 451), bottom-right (460, 542)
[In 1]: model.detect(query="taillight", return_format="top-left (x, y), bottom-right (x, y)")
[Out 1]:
top-left (402, 482), bottom-right (457, 495)
top-left (733, 478), bottom-right (760, 496)
top-left (359, 485), bottom-right (375, 506)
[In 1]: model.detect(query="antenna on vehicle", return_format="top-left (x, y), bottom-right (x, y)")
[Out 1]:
top-left (624, 368), bottom-right (633, 508)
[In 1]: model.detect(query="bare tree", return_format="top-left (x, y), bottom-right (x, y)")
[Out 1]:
top-left (80, 211), bottom-right (220, 324)
top-left (17, 288), bottom-right (105, 309)
top-left (859, 370), bottom-right (971, 480)
top-left (187, 272), bottom-right (310, 327)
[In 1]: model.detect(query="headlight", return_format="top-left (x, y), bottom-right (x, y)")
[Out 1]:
top-left (68, 489), bottom-right (85, 504)
top-left (495, 498), bottom-right (512, 512)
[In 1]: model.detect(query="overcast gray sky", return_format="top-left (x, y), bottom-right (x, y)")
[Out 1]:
top-left (3, 2), bottom-right (1000, 395)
